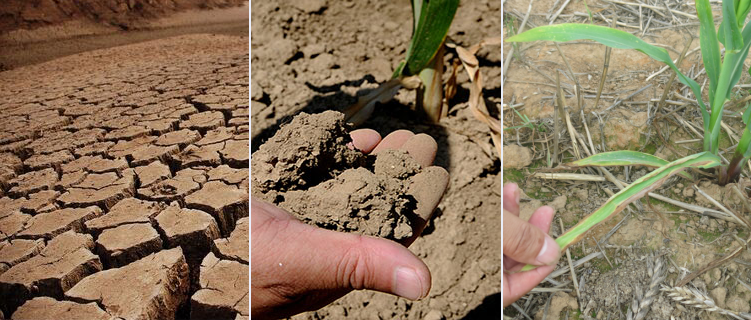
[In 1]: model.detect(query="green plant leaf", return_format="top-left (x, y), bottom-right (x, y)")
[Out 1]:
top-left (696, 0), bottom-right (721, 106)
top-left (706, 22), bottom-right (751, 153)
top-left (737, 125), bottom-right (751, 159)
top-left (520, 152), bottom-right (721, 272)
top-left (411, 0), bottom-right (423, 30)
top-left (722, 0), bottom-right (743, 53)
top-left (400, 0), bottom-right (459, 76)
top-left (736, 103), bottom-right (751, 160)
top-left (738, 0), bottom-right (751, 26)
top-left (506, 24), bottom-right (710, 127)
top-left (726, 124), bottom-right (751, 184)
top-left (722, 24), bottom-right (751, 99)
top-left (563, 150), bottom-right (693, 179)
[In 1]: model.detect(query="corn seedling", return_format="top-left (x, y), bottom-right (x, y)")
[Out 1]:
top-left (507, 0), bottom-right (751, 270)
top-left (344, 0), bottom-right (458, 124)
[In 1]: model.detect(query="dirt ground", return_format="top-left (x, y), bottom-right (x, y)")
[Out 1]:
top-left (503, 0), bottom-right (751, 319)
top-left (0, 3), bottom-right (249, 71)
top-left (0, 7), bottom-right (249, 320)
top-left (251, 0), bottom-right (505, 319)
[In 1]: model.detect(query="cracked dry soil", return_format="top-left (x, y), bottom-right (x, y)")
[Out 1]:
top-left (0, 33), bottom-right (249, 319)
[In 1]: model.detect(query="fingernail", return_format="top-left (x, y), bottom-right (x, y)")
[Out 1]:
top-left (393, 267), bottom-right (425, 300)
top-left (514, 187), bottom-right (521, 206)
top-left (535, 236), bottom-right (561, 265)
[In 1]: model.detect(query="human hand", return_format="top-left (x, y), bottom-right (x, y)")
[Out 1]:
top-left (251, 129), bottom-right (449, 319)
top-left (502, 183), bottom-right (561, 307)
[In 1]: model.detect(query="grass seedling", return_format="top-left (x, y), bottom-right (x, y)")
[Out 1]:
top-left (507, 0), bottom-right (751, 269)
top-left (503, 107), bottom-right (535, 131)
top-left (505, 15), bottom-right (522, 61)
top-left (344, 0), bottom-right (458, 124)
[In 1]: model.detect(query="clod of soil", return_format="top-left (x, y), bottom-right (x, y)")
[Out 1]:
top-left (251, 111), bottom-right (427, 241)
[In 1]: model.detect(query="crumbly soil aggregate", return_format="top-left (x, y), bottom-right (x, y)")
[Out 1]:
top-left (0, 10), bottom-right (249, 319)
top-left (251, 111), bottom-right (420, 241)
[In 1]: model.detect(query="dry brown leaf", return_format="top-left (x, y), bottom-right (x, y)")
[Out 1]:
top-left (452, 38), bottom-right (503, 158)
top-left (343, 79), bottom-right (402, 125)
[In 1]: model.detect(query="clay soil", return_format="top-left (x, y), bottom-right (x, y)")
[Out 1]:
top-left (503, 0), bottom-right (751, 319)
top-left (252, 0), bottom-right (504, 319)
top-left (0, 6), bottom-right (249, 320)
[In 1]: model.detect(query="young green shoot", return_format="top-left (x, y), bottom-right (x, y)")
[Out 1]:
top-left (344, 0), bottom-right (458, 124)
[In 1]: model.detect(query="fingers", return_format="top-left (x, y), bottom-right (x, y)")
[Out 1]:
top-left (307, 226), bottom-right (430, 299)
top-left (503, 265), bottom-right (556, 307)
top-left (269, 220), bottom-right (431, 299)
top-left (502, 205), bottom-right (557, 306)
top-left (503, 208), bottom-right (560, 266)
top-left (527, 206), bottom-right (555, 234)
top-left (371, 130), bottom-right (414, 153)
top-left (400, 134), bottom-right (437, 167)
top-left (503, 183), bottom-right (521, 215)
top-left (402, 166), bottom-right (449, 246)
top-left (349, 129), bottom-right (381, 153)
top-left (370, 130), bottom-right (443, 246)
top-left (368, 130), bottom-right (438, 168)
top-left (252, 197), bottom-right (295, 221)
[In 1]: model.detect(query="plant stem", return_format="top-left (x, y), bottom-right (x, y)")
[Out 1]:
top-left (706, 50), bottom-right (739, 154)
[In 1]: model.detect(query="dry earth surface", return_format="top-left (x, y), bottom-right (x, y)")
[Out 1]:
top-left (0, 24), bottom-right (249, 320)
top-left (503, 0), bottom-right (751, 319)
top-left (252, 0), bottom-right (504, 319)
top-left (0, 2), bottom-right (249, 71)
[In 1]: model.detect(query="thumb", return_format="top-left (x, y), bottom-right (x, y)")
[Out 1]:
top-left (503, 209), bottom-right (560, 266)
top-left (283, 222), bottom-right (432, 300)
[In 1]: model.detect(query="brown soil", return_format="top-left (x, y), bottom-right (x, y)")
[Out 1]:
top-left (503, 0), bottom-right (751, 318)
top-left (0, 0), bottom-right (245, 34)
top-left (252, 0), bottom-right (504, 319)
top-left (251, 111), bottom-right (422, 241)
top-left (0, 8), bottom-right (249, 319)
top-left (0, 3), bottom-right (249, 71)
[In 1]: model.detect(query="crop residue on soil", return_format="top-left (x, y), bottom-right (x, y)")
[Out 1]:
top-left (502, 0), bottom-right (751, 317)
top-left (252, 111), bottom-right (422, 241)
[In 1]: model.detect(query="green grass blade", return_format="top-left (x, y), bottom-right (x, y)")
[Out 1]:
top-left (563, 150), bottom-right (693, 179)
top-left (401, 0), bottom-right (459, 76)
top-left (506, 24), bottom-right (710, 126)
top-left (520, 152), bottom-right (721, 272)
top-left (696, 0), bottom-right (721, 106)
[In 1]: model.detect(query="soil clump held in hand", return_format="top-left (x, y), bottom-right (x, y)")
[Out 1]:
top-left (251, 111), bottom-right (424, 241)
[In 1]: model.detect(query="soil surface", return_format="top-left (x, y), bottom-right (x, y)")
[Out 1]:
top-left (0, 11), bottom-right (249, 320)
top-left (251, 0), bottom-right (504, 319)
top-left (503, 0), bottom-right (751, 319)
top-left (0, 2), bottom-right (249, 71)
top-left (0, 0), bottom-right (245, 34)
